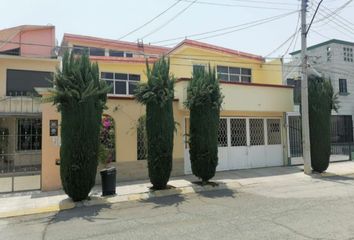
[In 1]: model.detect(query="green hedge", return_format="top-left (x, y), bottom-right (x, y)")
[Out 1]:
top-left (308, 75), bottom-right (337, 173)
top-left (185, 66), bottom-right (223, 183)
top-left (51, 52), bottom-right (109, 201)
top-left (135, 57), bottom-right (174, 189)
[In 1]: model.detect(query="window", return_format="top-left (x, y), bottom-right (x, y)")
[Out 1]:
top-left (137, 116), bottom-right (147, 160)
top-left (218, 119), bottom-right (228, 147)
top-left (193, 64), bottom-right (205, 73)
top-left (267, 119), bottom-right (281, 145)
top-left (89, 47), bottom-right (105, 56)
top-left (339, 79), bottom-right (348, 94)
top-left (6, 69), bottom-right (53, 96)
top-left (101, 72), bottom-right (140, 95)
top-left (17, 118), bottom-right (41, 151)
top-left (343, 47), bottom-right (353, 62)
top-left (331, 115), bottom-right (353, 143)
top-left (327, 47), bottom-right (331, 62)
top-left (0, 48), bottom-right (20, 56)
top-left (125, 52), bottom-right (133, 58)
top-left (249, 119), bottom-right (264, 146)
top-left (109, 50), bottom-right (124, 57)
top-left (72, 45), bottom-right (89, 55)
top-left (216, 65), bottom-right (252, 83)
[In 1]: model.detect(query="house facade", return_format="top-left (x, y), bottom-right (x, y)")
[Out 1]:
top-left (284, 39), bottom-right (354, 163)
top-left (0, 25), bottom-right (59, 193)
top-left (40, 34), bottom-right (293, 191)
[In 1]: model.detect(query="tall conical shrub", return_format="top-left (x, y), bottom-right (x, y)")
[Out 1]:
top-left (185, 66), bottom-right (223, 183)
top-left (134, 57), bottom-right (174, 190)
top-left (51, 52), bottom-right (109, 201)
top-left (308, 75), bottom-right (337, 173)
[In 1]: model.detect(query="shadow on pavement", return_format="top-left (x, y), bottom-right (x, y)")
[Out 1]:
top-left (311, 173), bottom-right (354, 185)
top-left (140, 194), bottom-right (187, 209)
top-left (196, 188), bottom-right (236, 199)
top-left (53, 204), bottom-right (113, 223)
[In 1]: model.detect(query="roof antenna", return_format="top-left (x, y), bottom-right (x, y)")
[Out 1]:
top-left (137, 39), bottom-right (144, 48)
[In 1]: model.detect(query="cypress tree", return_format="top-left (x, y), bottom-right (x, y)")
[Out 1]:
top-left (134, 57), bottom-right (174, 190)
top-left (185, 66), bottom-right (223, 183)
top-left (308, 75), bottom-right (337, 173)
top-left (51, 52), bottom-right (109, 201)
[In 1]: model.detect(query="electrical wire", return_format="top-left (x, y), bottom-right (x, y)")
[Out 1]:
top-left (118, 0), bottom-right (183, 40)
top-left (141, 0), bottom-right (198, 39)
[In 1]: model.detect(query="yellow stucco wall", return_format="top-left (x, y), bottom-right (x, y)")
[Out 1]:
top-left (39, 39), bottom-right (292, 191)
top-left (168, 46), bottom-right (283, 85)
top-left (0, 55), bottom-right (59, 97)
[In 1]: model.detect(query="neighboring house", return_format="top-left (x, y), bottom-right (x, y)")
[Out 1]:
top-left (0, 25), bottom-right (59, 193)
top-left (283, 39), bottom-right (354, 163)
top-left (40, 34), bottom-right (294, 191)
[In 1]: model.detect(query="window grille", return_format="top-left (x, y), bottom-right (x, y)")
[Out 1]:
top-left (218, 118), bottom-right (228, 147)
top-left (249, 119), bottom-right (264, 146)
top-left (267, 119), bottom-right (281, 145)
top-left (230, 118), bottom-right (247, 146)
top-left (137, 117), bottom-right (147, 160)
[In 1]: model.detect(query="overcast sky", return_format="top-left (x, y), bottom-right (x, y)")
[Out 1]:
top-left (1, 0), bottom-right (353, 58)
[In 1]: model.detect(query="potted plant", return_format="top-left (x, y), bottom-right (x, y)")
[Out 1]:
top-left (99, 116), bottom-right (116, 196)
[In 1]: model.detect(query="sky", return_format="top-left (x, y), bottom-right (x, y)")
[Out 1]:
top-left (0, 0), bottom-right (353, 59)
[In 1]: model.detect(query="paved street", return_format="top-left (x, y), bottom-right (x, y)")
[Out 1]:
top-left (2, 172), bottom-right (354, 240)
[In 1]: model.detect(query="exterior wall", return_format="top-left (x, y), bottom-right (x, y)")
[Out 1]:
top-left (169, 46), bottom-right (283, 85)
top-left (286, 41), bottom-right (354, 132)
top-left (41, 99), bottom-right (185, 191)
top-left (0, 27), bottom-right (55, 58)
top-left (0, 56), bottom-right (59, 97)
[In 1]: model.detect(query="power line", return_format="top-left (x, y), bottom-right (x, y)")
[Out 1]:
top-left (159, 10), bottom-right (299, 47)
top-left (265, 30), bottom-right (300, 58)
top-left (150, 10), bottom-right (298, 45)
top-left (118, 0), bottom-right (182, 40)
top-left (174, 0), bottom-right (297, 10)
top-left (141, 0), bottom-right (198, 39)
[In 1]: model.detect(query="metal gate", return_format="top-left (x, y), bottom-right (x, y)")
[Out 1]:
top-left (287, 114), bottom-right (354, 165)
top-left (0, 117), bottom-right (42, 193)
top-left (184, 117), bottom-right (283, 173)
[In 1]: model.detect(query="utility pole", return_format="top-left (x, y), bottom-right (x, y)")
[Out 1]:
top-left (301, 0), bottom-right (312, 174)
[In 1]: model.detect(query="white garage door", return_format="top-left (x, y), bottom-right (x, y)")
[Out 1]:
top-left (184, 117), bottom-right (283, 174)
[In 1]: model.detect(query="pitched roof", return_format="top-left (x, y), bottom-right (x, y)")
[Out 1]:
top-left (62, 33), bottom-right (170, 55)
top-left (290, 39), bottom-right (354, 55)
top-left (0, 25), bottom-right (54, 48)
top-left (167, 39), bottom-right (264, 61)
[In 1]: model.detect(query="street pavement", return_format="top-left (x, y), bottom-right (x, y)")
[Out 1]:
top-left (1, 172), bottom-right (354, 240)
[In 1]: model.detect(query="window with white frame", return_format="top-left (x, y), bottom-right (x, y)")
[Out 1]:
top-left (216, 65), bottom-right (252, 83)
top-left (101, 72), bottom-right (140, 95)
top-left (109, 50), bottom-right (133, 58)
top-left (343, 47), bottom-right (353, 62)
top-left (339, 78), bottom-right (348, 94)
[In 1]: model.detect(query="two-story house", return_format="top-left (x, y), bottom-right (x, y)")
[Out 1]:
top-left (40, 34), bottom-right (294, 191)
top-left (0, 25), bottom-right (59, 193)
top-left (284, 39), bottom-right (354, 164)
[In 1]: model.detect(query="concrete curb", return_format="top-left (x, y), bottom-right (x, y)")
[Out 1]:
top-left (0, 181), bottom-right (242, 219)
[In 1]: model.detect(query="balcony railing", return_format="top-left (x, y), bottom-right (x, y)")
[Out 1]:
top-left (0, 94), bottom-right (41, 114)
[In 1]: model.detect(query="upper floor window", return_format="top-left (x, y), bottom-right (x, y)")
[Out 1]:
top-left (343, 47), bottom-right (353, 62)
top-left (101, 72), bottom-right (140, 95)
top-left (89, 47), bottom-right (105, 56)
top-left (109, 50), bottom-right (133, 58)
top-left (217, 65), bottom-right (252, 83)
top-left (72, 45), bottom-right (89, 55)
top-left (326, 47), bottom-right (331, 62)
top-left (193, 64), bottom-right (205, 73)
top-left (339, 78), bottom-right (348, 94)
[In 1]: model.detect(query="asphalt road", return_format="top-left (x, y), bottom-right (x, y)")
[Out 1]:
top-left (2, 174), bottom-right (354, 240)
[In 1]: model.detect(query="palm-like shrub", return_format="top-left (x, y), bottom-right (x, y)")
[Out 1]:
top-left (185, 66), bottom-right (223, 183)
top-left (308, 75), bottom-right (338, 173)
top-left (51, 52), bottom-right (109, 201)
top-left (134, 57), bottom-right (175, 190)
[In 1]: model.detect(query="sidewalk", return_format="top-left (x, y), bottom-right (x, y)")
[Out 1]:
top-left (1, 161), bottom-right (354, 219)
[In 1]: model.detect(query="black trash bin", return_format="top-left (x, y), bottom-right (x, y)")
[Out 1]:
top-left (100, 167), bottom-right (116, 196)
